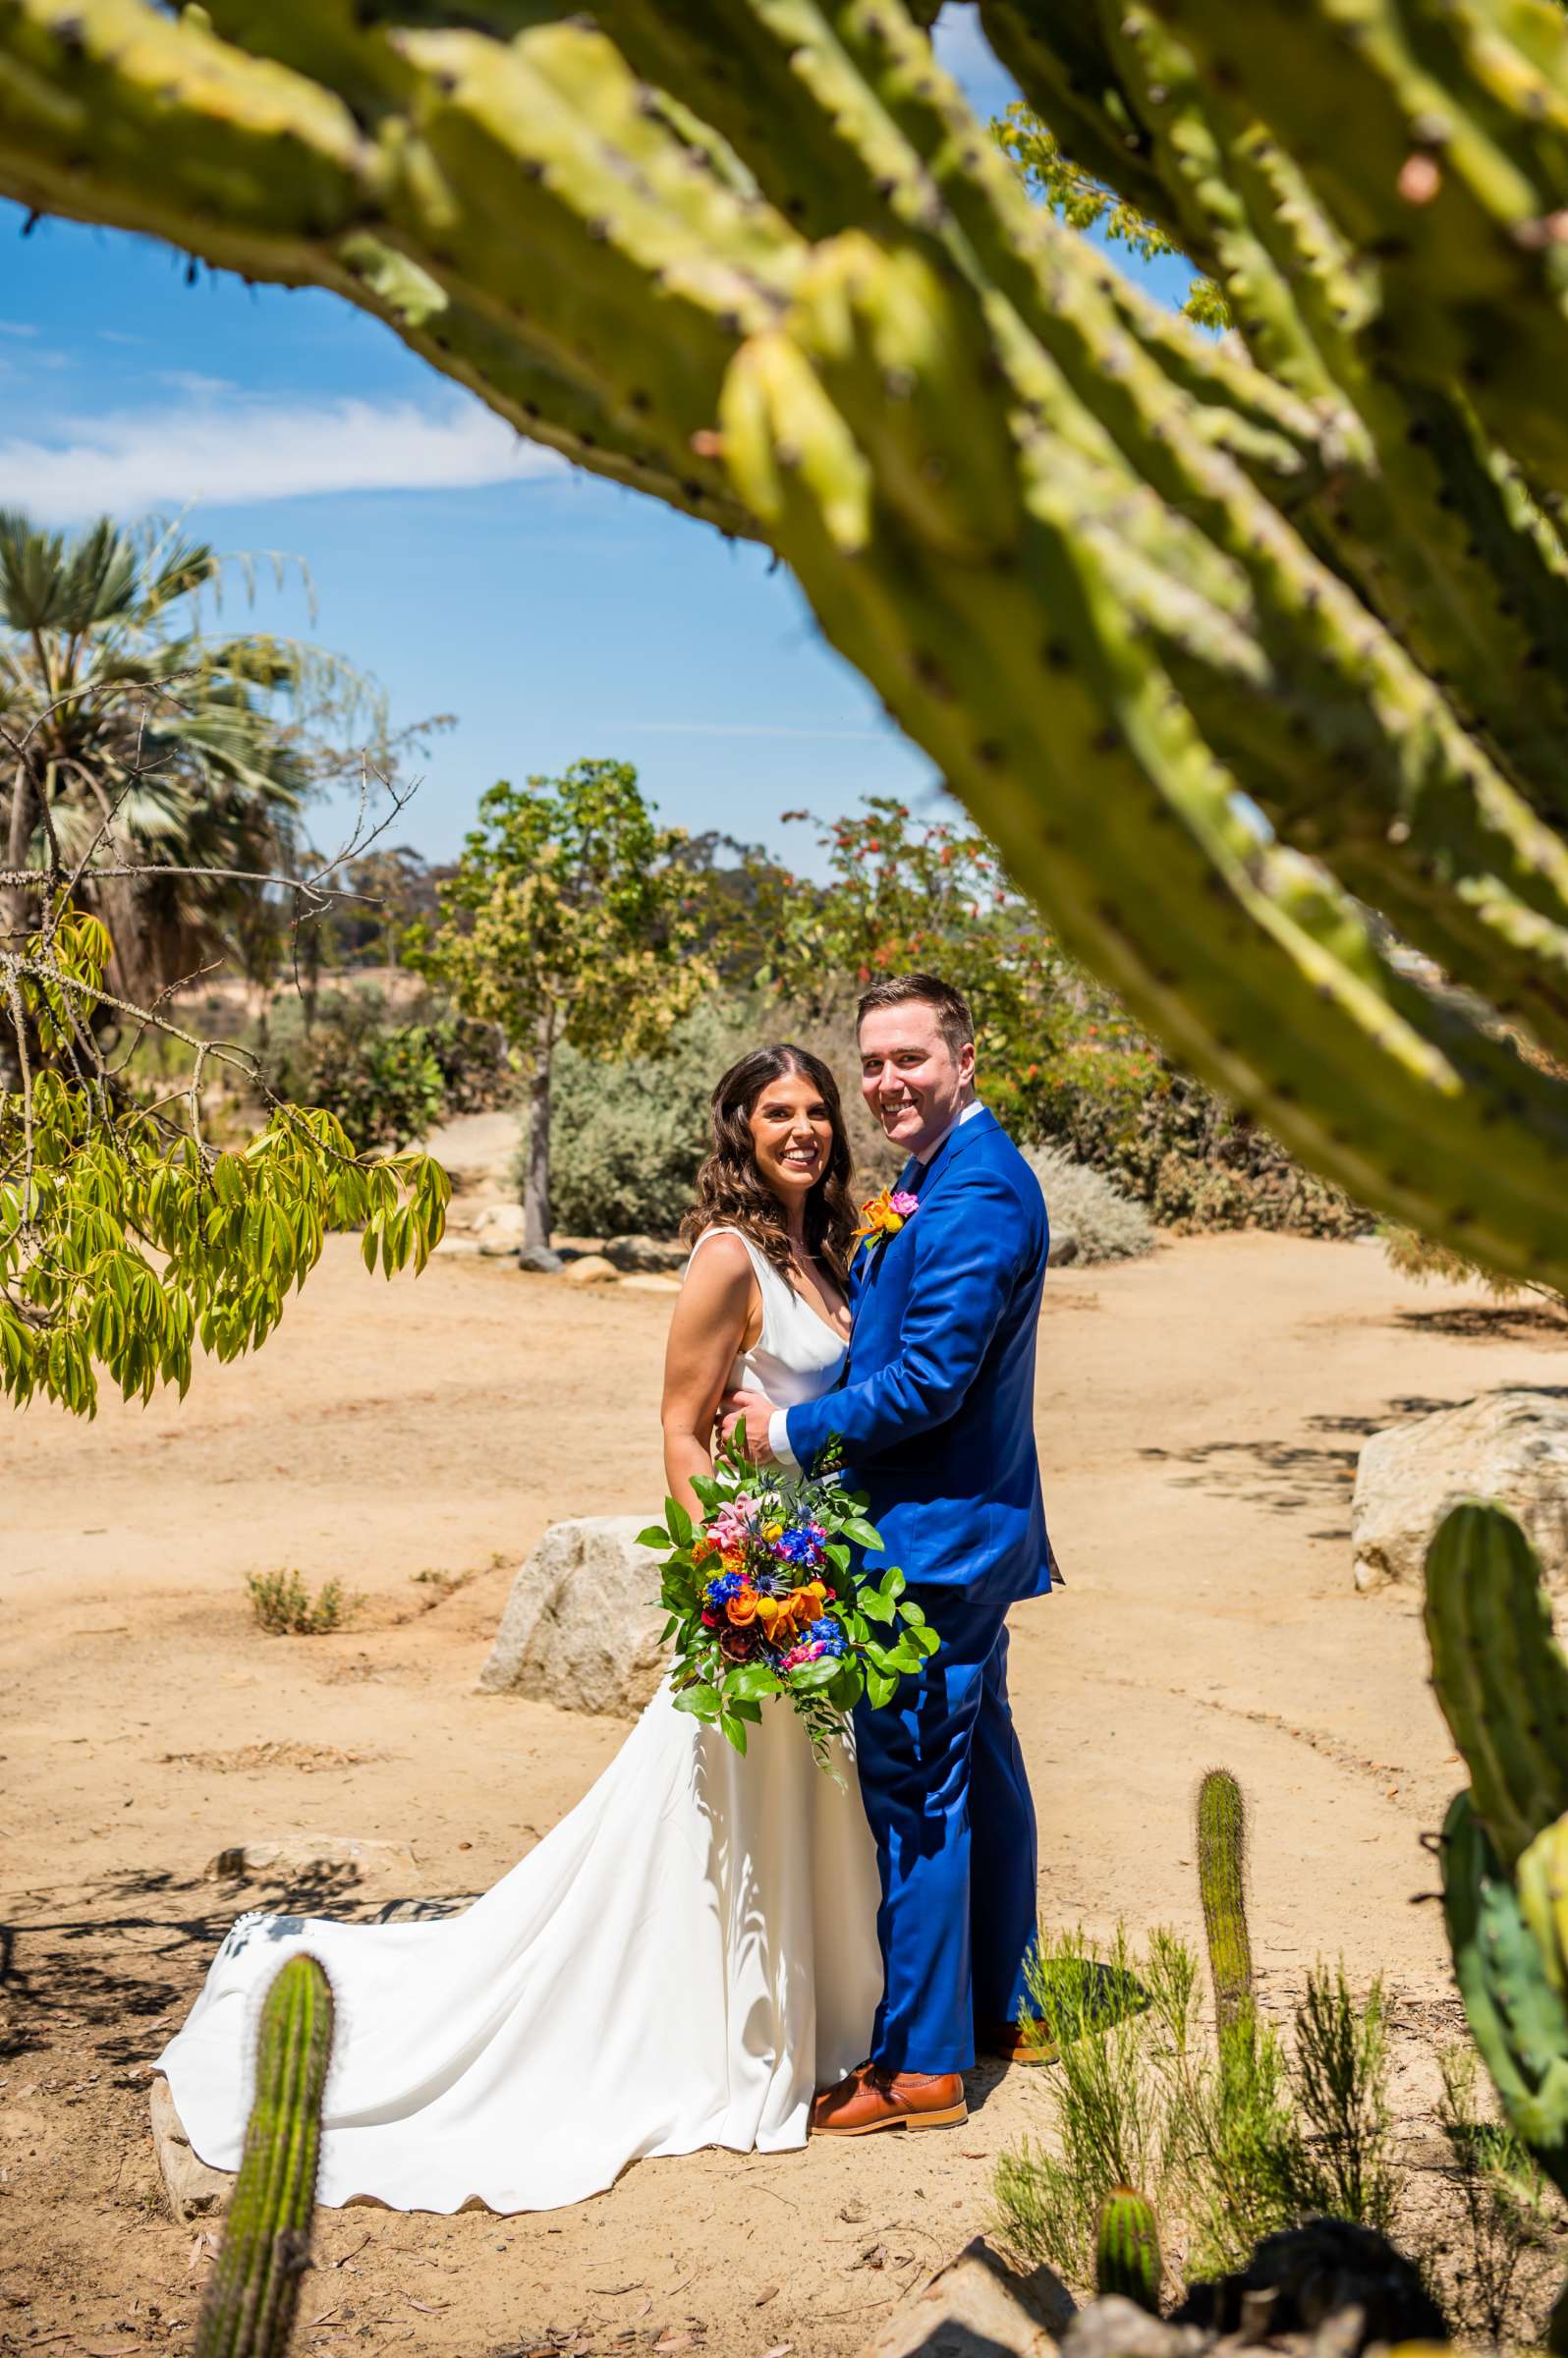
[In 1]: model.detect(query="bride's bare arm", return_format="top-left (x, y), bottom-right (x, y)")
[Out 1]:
top-left (661, 1236), bottom-right (758, 1519)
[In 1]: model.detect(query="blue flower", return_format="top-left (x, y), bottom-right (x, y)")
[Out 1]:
top-left (705, 1570), bottom-right (747, 1605)
top-left (774, 1526), bottom-right (826, 1570)
top-left (805, 1615), bottom-right (848, 1656)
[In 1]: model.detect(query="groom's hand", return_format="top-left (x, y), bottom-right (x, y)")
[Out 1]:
top-left (719, 1389), bottom-right (780, 1465)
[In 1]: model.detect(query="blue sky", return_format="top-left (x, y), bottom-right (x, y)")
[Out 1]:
top-left (0, 10), bottom-right (1182, 871)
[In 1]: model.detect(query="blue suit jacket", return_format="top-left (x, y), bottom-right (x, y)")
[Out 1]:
top-left (784, 1108), bottom-right (1056, 1603)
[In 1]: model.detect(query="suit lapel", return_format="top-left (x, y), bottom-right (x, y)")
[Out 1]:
top-left (849, 1111), bottom-right (998, 1301)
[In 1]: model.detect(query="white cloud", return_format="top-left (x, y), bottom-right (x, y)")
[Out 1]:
top-left (0, 319), bottom-right (38, 338)
top-left (0, 393), bottom-right (563, 519)
top-left (157, 369), bottom-right (239, 397)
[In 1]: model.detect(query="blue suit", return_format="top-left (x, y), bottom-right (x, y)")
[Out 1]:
top-left (784, 1108), bottom-right (1055, 2072)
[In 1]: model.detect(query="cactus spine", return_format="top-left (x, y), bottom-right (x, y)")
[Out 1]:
top-left (195, 1954), bottom-right (335, 2358)
top-left (1095, 2185), bottom-right (1163, 2314)
top-left (2, 2), bottom-right (1568, 1285)
top-left (1196, 1768), bottom-right (1254, 2032)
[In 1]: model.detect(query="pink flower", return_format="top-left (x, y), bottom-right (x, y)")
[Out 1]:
top-left (889, 1192), bottom-right (920, 1218)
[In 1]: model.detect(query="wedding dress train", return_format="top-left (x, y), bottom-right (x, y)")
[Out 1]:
top-left (155, 1230), bottom-right (884, 2214)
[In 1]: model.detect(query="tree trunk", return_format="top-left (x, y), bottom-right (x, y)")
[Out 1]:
top-left (522, 1010), bottom-right (553, 1251)
top-left (1, 761), bottom-right (36, 1090)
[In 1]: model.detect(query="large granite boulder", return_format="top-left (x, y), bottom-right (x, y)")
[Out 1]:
top-left (149, 2077), bottom-right (230, 2221)
top-left (479, 1516), bottom-right (669, 1715)
top-left (603, 1234), bottom-right (687, 1273)
top-left (1351, 1389), bottom-right (1568, 1593)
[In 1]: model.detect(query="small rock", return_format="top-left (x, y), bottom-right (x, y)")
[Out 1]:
top-left (473, 1202), bottom-right (527, 1240)
top-left (1050, 1230), bottom-right (1081, 1268)
top-left (149, 2078), bottom-right (230, 2223)
top-left (561, 1254), bottom-right (620, 1286)
top-left (431, 1236), bottom-right (484, 1258)
top-left (515, 1244), bottom-right (565, 1274)
top-left (478, 1238), bottom-right (524, 1259)
top-left (860, 2237), bottom-right (1072, 2357)
top-left (621, 1273), bottom-right (681, 1295)
top-left (1351, 1389), bottom-right (1568, 1593)
top-left (602, 1234), bottom-right (687, 1274)
top-left (203, 1835), bottom-right (418, 1884)
top-left (479, 1516), bottom-right (669, 1715)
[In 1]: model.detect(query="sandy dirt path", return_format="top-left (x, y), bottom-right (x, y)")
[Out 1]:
top-left (4, 1230), bottom-right (1565, 2358)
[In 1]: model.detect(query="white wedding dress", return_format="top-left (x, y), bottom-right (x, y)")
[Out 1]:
top-left (155, 1229), bottom-right (884, 2214)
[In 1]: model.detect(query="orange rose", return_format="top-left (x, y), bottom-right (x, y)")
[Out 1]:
top-left (726, 1590), bottom-right (759, 1627)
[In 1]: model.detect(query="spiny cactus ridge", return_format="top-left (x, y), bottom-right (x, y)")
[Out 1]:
top-left (195, 1953), bottom-right (335, 2358)
top-left (3, 1), bottom-right (1568, 1283)
top-left (1196, 1767), bottom-right (1254, 2031)
top-left (1095, 2185), bottom-right (1163, 2315)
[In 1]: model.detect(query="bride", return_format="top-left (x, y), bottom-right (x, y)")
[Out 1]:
top-left (155, 1043), bottom-right (884, 2214)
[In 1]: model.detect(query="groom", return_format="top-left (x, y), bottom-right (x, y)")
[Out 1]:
top-left (721, 971), bottom-right (1056, 2135)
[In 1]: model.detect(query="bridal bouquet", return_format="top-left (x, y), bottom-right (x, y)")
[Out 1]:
top-left (638, 1435), bottom-right (940, 1765)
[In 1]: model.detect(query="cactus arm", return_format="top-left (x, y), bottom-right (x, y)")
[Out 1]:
top-left (1095, 2186), bottom-right (1164, 2314)
top-left (1443, 1789), bottom-right (1568, 2195)
top-left (756, 17), bottom-right (1568, 1054)
top-left (721, 329), bottom-right (1568, 1290)
top-left (1426, 1503), bottom-right (1568, 1871)
top-left (1160, 0), bottom-right (1568, 484)
top-left (195, 1953), bottom-right (335, 2358)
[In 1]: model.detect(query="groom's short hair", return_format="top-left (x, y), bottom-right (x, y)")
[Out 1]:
top-left (857, 972), bottom-right (975, 1056)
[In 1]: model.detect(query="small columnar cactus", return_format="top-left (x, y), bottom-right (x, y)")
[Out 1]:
top-left (1196, 1767), bottom-right (1254, 2031)
top-left (195, 1953), bottom-right (335, 2358)
top-left (1095, 2185), bottom-right (1163, 2314)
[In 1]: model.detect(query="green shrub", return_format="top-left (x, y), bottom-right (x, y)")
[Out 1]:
top-left (246, 1568), bottom-right (348, 1636)
top-left (252, 986), bottom-right (511, 1151)
top-left (992, 1930), bottom-right (1400, 2296)
top-left (1032, 1058), bottom-right (1367, 1239)
top-left (1025, 1144), bottom-right (1155, 1263)
top-left (1436, 2042), bottom-right (1566, 2345)
top-left (545, 991), bottom-right (900, 1239)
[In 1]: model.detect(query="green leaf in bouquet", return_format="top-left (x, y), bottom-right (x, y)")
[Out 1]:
top-left (730, 1696), bottom-right (762, 1724)
top-left (718, 1709), bottom-right (749, 1754)
top-left (860, 1588), bottom-right (896, 1626)
top-left (724, 1660), bottom-right (782, 1702)
top-left (881, 1567), bottom-right (908, 1599)
top-left (847, 1610), bottom-right (870, 1645)
top-left (823, 1542), bottom-right (851, 1574)
top-left (690, 1476), bottom-right (723, 1510)
top-left (866, 1664), bottom-right (899, 1711)
top-left (899, 1600), bottom-right (926, 1626)
top-left (791, 1655), bottom-right (844, 1693)
top-left (666, 1499), bottom-right (695, 1546)
top-left (826, 1662), bottom-right (861, 1712)
top-left (841, 1518), bottom-right (883, 1550)
top-left (657, 1615), bottom-right (678, 1644)
top-left (672, 1680), bottom-right (719, 1719)
top-left (909, 1622), bottom-right (940, 1657)
top-left (864, 1638), bottom-right (897, 1673)
top-left (636, 1525), bottom-right (671, 1550)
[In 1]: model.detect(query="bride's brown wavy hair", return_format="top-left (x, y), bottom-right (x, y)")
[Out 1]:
top-left (681, 1044), bottom-right (857, 1290)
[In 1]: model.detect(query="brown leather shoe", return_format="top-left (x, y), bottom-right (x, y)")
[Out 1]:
top-left (981, 2020), bottom-right (1058, 2065)
top-left (811, 2063), bottom-right (967, 2136)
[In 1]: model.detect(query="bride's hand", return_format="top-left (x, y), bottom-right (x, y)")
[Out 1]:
top-left (719, 1388), bottom-right (779, 1465)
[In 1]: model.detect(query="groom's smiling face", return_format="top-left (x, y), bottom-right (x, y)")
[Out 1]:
top-left (859, 1000), bottom-right (976, 1161)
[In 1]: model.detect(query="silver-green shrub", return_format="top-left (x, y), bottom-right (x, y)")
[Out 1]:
top-left (541, 993), bottom-right (900, 1240)
top-left (1026, 1145), bottom-right (1156, 1264)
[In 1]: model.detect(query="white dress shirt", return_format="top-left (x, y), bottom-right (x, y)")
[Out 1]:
top-left (766, 1099), bottom-right (986, 1473)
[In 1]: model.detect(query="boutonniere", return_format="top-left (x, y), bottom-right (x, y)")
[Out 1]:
top-left (852, 1187), bottom-right (919, 1255)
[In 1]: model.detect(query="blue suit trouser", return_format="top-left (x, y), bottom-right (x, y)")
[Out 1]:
top-left (852, 1585), bottom-right (1040, 2074)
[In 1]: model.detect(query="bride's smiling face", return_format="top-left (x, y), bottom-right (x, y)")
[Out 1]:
top-left (747, 1072), bottom-right (835, 1207)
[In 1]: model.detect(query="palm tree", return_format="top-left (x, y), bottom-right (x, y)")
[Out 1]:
top-left (0, 509), bottom-right (318, 1009)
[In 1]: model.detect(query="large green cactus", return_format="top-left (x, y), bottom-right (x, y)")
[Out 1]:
top-left (1428, 1501), bottom-right (1568, 2330)
top-left (4, 0), bottom-right (1568, 1282)
top-left (195, 1953), bottom-right (335, 2358)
